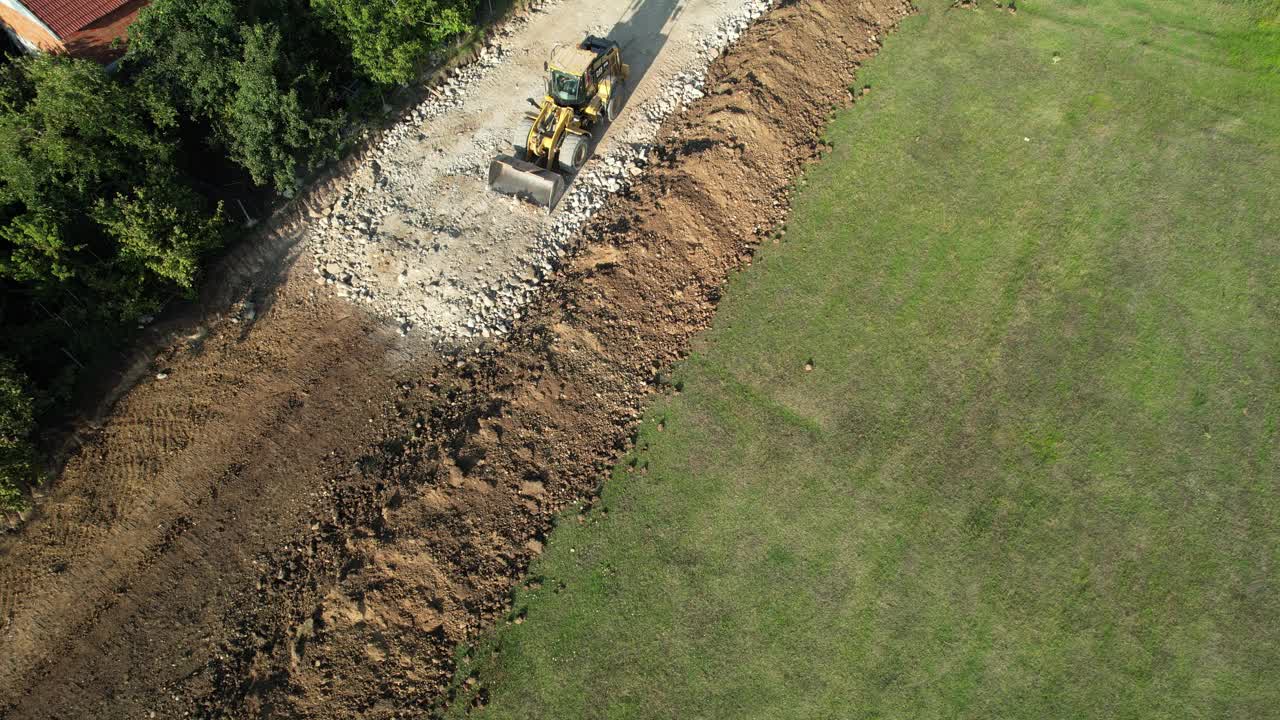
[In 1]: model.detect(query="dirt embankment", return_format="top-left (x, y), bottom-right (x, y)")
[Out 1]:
top-left (0, 0), bottom-right (911, 716)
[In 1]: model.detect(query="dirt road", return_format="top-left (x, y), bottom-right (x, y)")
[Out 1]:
top-left (0, 0), bottom-right (910, 716)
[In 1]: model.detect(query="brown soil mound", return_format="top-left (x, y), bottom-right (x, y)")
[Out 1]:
top-left (0, 0), bottom-right (911, 717)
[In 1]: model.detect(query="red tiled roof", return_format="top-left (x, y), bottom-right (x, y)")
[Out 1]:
top-left (22, 0), bottom-right (134, 40)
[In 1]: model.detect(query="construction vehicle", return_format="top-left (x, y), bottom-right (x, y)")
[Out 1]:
top-left (487, 36), bottom-right (629, 210)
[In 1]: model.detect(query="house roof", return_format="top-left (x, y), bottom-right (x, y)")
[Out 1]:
top-left (22, 0), bottom-right (134, 40)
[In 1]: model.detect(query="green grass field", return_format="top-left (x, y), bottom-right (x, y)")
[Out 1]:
top-left (447, 1), bottom-right (1280, 717)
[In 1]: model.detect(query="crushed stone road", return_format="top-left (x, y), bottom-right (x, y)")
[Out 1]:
top-left (309, 0), bottom-right (774, 343)
top-left (0, 0), bottom-right (912, 717)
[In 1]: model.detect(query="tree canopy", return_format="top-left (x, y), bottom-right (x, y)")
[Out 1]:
top-left (125, 0), bottom-right (349, 192)
top-left (0, 54), bottom-right (223, 319)
top-left (0, 357), bottom-right (37, 510)
top-left (310, 0), bottom-right (475, 85)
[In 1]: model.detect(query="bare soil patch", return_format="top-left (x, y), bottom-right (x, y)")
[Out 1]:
top-left (0, 0), bottom-right (910, 716)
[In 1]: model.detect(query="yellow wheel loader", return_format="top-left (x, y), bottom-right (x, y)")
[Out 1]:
top-left (488, 36), bottom-right (629, 210)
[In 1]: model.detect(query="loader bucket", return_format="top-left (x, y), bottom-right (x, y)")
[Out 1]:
top-left (487, 155), bottom-right (566, 211)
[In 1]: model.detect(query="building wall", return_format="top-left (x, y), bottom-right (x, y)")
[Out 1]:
top-left (0, 0), bottom-right (63, 53)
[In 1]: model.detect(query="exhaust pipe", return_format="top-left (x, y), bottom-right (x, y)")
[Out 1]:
top-left (488, 155), bottom-right (566, 211)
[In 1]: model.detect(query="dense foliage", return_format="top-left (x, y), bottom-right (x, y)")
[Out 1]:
top-left (311, 0), bottom-right (475, 85)
top-left (1, 0), bottom-right (478, 507)
top-left (125, 0), bottom-right (349, 192)
top-left (0, 55), bottom-right (222, 317)
top-left (0, 357), bottom-right (36, 510)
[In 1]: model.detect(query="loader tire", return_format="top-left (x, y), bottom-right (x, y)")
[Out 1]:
top-left (558, 133), bottom-right (589, 173)
top-left (607, 81), bottom-right (625, 121)
top-left (512, 117), bottom-right (535, 155)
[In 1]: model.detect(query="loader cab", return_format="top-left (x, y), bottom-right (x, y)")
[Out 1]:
top-left (546, 39), bottom-right (617, 108)
top-left (549, 69), bottom-right (590, 106)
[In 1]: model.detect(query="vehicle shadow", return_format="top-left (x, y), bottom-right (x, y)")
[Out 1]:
top-left (551, 0), bottom-right (685, 204)
top-left (606, 0), bottom-right (686, 103)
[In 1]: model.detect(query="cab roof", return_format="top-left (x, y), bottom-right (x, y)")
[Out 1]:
top-left (548, 44), bottom-right (598, 75)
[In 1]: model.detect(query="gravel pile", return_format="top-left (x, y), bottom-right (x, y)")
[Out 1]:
top-left (305, 0), bottom-right (777, 345)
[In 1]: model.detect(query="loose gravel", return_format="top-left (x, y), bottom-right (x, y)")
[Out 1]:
top-left (305, 0), bottom-right (777, 344)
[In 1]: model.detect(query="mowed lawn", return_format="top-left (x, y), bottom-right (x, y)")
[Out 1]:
top-left (449, 1), bottom-right (1280, 717)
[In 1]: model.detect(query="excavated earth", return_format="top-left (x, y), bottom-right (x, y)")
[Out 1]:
top-left (0, 0), bottom-right (911, 717)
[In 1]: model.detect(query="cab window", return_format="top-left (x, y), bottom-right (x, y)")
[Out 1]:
top-left (550, 71), bottom-right (586, 105)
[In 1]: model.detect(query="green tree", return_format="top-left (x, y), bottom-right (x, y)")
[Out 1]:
top-left (123, 0), bottom-right (241, 117)
top-left (0, 55), bottom-right (173, 215)
top-left (0, 54), bottom-right (221, 321)
top-left (0, 54), bottom-right (175, 282)
top-left (0, 212), bottom-right (72, 284)
top-left (310, 0), bottom-right (475, 85)
top-left (126, 0), bottom-right (349, 192)
top-left (0, 357), bottom-right (38, 511)
top-left (226, 22), bottom-right (342, 192)
top-left (95, 181), bottom-right (226, 294)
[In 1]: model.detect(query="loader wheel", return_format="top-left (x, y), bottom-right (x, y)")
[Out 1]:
top-left (558, 133), bottom-right (590, 173)
top-left (512, 117), bottom-right (535, 156)
top-left (607, 82), bottom-right (625, 122)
